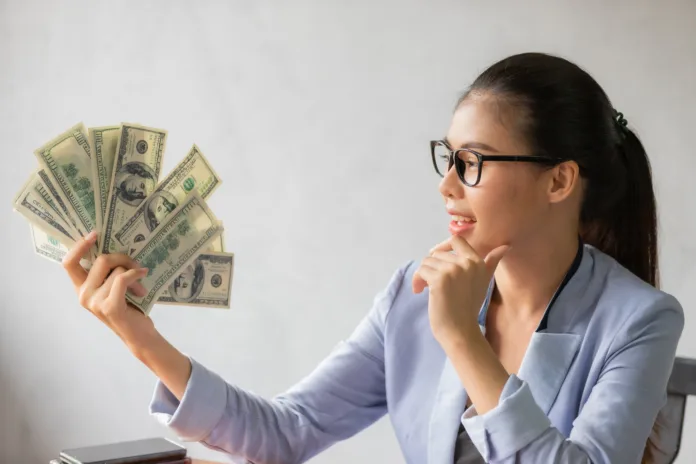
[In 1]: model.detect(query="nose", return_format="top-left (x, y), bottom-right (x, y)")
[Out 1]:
top-left (438, 164), bottom-right (466, 200)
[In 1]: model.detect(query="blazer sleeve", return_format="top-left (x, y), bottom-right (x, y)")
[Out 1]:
top-left (147, 262), bottom-right (409, 464)
top-left (460, 293), bottom-right (684, 463)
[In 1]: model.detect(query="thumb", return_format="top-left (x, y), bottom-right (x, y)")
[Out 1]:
top-left (483, 245), bottom-right (511, 275)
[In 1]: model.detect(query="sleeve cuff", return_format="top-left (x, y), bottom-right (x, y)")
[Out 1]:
top-left (460, 374), bottom-right (551, 461)
top-left (148, 356), bottom-right (228, 442)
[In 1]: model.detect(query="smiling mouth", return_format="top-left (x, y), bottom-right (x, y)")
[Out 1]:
top-left (450, 215), bottom-right (477, 226)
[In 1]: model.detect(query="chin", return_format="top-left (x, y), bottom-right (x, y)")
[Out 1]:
top-left (467, 231), bottom-right (506, 257)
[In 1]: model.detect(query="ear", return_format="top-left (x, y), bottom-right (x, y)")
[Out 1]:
top-left (547, 160), bottom-right (581, 204)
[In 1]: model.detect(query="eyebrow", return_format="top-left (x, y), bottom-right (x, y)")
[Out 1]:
top-left (443, 137), bottom-right (500, 153)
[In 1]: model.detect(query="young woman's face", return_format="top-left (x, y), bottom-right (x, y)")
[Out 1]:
top-left (439, 96), bottom-right (552, 256)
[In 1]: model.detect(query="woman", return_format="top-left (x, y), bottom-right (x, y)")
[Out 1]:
top-left (63, 52), bottom-right (684, 463)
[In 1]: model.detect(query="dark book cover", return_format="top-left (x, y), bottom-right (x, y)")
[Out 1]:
top-left (59, 437), bottom-right (186, 464)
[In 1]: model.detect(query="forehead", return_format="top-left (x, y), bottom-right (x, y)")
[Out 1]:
top-left (445, 96), bottom-right (528, 154)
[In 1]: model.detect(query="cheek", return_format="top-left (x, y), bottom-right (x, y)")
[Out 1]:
top-left (470, 176), bottom-right (535, 237)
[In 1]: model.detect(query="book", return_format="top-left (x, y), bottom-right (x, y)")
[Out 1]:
top-left (59, 437), bottom-right (186, 464)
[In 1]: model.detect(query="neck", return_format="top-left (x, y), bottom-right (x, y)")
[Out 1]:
top-left (490, 231), bottom-right (579, 320)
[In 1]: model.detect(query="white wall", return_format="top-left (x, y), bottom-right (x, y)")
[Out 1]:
top-left (1, 0), bottom-right (694, 462)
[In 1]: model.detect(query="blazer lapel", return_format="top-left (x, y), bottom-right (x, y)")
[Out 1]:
top-left (516, 331), bottom-right (581, 414)
top-left (427, 357), bottom-right (468, 464)
top-left (516, 242), bottom-right (594, 414)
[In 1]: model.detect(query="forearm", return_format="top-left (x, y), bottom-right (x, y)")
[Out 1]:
top-left (128, 327), bottom-right (192, 401)
top-left (443, 325), bottom-right (509, 415)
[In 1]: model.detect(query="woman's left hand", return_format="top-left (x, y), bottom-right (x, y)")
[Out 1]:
top-left (412, 236), bottom-right (510, 349)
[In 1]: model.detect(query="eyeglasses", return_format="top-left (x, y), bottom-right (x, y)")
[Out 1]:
top-left (430, 140), bottom-right (566, 187)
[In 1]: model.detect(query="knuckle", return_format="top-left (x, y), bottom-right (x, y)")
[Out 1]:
top-left (92, 300), bottom-right (104, 315)
top-left (94, 254), bottom-right (109, 268)
top-left (444, 263), bottom-right (458, 276)
top-left (114, 272), bottom-right (129, 285)
top-left (78, 289), bottom-right (89, 308)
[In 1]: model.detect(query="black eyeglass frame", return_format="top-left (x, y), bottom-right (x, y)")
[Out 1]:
top-left (430, 140), bottom-right (567, 186)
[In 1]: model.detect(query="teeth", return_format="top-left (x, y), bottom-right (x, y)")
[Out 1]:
top-left (452, 215), bottom-right (476, 223)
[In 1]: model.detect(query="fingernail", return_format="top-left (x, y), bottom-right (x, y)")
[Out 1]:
top-left (87, 231), bottom-right (97, 241)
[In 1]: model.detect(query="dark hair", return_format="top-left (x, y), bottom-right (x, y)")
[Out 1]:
top-left (458, 52), bottom-right (658, 288)
top-left (459, 52), bottom-right (661, 462)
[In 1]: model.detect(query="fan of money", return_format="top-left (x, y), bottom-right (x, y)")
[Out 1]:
top-left (12, 122), bottom-right (234, 315)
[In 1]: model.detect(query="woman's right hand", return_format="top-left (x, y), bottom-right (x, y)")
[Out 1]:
top-left (63, 231), bottom-right (193, 399)
top-left (62, 230), bottom-right (156, 351)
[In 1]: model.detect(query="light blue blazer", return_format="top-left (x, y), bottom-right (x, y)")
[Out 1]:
top-left (149, 244), bottom-right (684, 463)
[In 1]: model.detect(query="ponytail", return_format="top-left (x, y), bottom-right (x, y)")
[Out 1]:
top-left (580, 126), bottom-right (659, 288)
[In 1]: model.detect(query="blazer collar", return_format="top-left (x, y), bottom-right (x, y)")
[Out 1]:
top-left (427, 241), bottom-right (591, 464)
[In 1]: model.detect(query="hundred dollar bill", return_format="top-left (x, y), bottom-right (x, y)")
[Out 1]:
top-left (100, 123), bottom-right (167, 255)
top-left (157, 252), bottom-right (234, 307)
top-left (36, 168), bottom-right (80, 236)
top-left (88, 125), bottom-right (120, 244)
top-left (34, 122), bottom-right (96, 237)
top-left (34, 173), bottom-right (74, 230)
top-left (126, 192), bottom-right (223, 314)
top-left (13, 172), bottom-right (77, 245)
top-left (208, 232), bottom-right (224, 252)
top-left (28, 224), bottom-right (92, 269)
top-left (114, 144), bottom-right (221, 253)
top-left (30, 224), bottom-right (70, 264)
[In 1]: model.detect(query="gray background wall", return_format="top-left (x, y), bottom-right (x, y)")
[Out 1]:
top-left (1, 1), bottom-right (694, 462)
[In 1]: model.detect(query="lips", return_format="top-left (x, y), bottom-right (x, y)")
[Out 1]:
top-left (447, 209), bottom-right (476, 235)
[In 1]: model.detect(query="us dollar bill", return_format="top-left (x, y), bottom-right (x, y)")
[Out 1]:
top-left (36, 168), bottom-right (80, 236)
top-left (33, 122), bottom-right (96, 237)
top-left (99, 123), bottom-right (167, 255)
top-left (89, 125), bottom-right (120, 244)
top-left (29, 224), bottom-right (70, 264)
top-left (13, 172), bottom-right (77, 245)
top-left (114, 144), bottom-right (221, 254)
top-left (125, 192), bottom-right (223, 314)
top-left (157, 252), bottom-right (234, 308)
top-left (34, 173), bottom-right (75, 230)
top-left (208, 232), bottom-right (224, 252)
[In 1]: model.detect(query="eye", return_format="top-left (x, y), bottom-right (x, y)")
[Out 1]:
top-left (457, 151), bottom-right (479, 170)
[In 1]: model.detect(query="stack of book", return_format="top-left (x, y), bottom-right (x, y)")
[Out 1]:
top-left (49, 437), bottom-right (190, 464)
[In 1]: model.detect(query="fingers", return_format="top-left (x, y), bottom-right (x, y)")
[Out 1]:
top-left (430, 250), bottom-right (458, 263)
top-left (63, 231), bottom-right (98, 288)
top-left (429, 236), bottom-right (479, 263)
top-left (448, 235), bottom-right (481, 262)
top-left (429, 238), bottom-right (453, 255)
top-left (83, 253), bottom-right (143, 293)
top-left (100, 266), bottom-right (146, 296)
top-left (412, 263), bottom-right (437, 294)
top-left (109, 267), bottom-right (150, 302)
